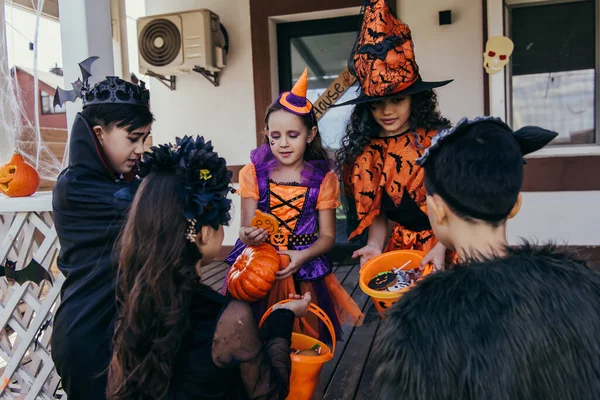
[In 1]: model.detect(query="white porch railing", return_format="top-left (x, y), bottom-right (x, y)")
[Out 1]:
top-left (0, 192), bottom-right (65, 399)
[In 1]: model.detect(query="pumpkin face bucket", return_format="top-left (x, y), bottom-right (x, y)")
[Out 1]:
top-left (227, 243), bottom-right (281, 302)
top-left (359, 250), bottom-right (428, 318)
top-left (270, 231), bottom-right (289, 247)
top-left (0, 153), bottom-right (40, 197)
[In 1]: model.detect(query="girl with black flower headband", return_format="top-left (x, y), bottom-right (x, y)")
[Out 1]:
top-left (222, 69), bottom-right (363, 344)
top-left (108, 136), bottom-right (312, 400)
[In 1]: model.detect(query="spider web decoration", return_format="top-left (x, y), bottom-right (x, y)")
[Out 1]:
top-left (1, 0), bottom-right (65, 184)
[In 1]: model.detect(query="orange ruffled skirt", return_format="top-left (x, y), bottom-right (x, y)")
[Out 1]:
top-left (252, 273), bottom-right (364, 344)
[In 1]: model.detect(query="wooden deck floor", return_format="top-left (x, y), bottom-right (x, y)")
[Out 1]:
top-left (201, 261), bottom-right (381, 400)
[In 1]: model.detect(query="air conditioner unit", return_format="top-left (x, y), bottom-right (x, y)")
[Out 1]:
top-left (137, 9), bottom-right (227, 87)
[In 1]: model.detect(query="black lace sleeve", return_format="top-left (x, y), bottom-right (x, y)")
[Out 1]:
top-left (212, 300), bottom-right (294, 400)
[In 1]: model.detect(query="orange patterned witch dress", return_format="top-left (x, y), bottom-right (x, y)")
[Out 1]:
top-left (346, 128), bottom-right (454, 259)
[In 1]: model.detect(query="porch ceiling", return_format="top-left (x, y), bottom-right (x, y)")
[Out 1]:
top-left (9, 0), bottom-right (59, 21)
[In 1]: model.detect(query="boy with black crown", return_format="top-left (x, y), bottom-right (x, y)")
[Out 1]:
top-left (371, 117), bottom-right (600, 400)
top-left (51, 57), bottom-right (154, 399)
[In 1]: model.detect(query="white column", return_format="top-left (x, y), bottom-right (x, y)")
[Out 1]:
top-left (111, 0), bottom-right (130, 81)
top-left (0, 0), bottom-right (14, 163)
top-left (58, 0), bottom-right (115, 132)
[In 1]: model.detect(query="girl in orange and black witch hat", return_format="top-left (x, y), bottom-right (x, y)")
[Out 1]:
top-left (222, 69), bottom-right (363, 343)
top-left (334, 0), bottom-right (454, 270)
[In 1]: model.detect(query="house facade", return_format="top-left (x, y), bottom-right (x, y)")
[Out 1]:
top-left (4, 0), bottom-right (599, 262)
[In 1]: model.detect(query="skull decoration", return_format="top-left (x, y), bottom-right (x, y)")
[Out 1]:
top-left (483, 36), bottom-right (514, 75)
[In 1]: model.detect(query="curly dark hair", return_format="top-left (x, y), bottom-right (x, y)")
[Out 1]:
top-left (264, 101), bottom-right (331, 162)
top-left (335, 89), bottom-right (450, 185)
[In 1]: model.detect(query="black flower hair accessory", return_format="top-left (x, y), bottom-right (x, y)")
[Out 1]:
top-left (416, 116), bottom-right (558, 166)
top-left (140, 136), bottom-right (233, 240)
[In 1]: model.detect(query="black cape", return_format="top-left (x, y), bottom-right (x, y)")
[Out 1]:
top-left (50, 113), bottom-right (139, 400)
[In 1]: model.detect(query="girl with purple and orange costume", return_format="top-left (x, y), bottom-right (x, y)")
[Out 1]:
top-left (222, 69), bottom-right (363, 342)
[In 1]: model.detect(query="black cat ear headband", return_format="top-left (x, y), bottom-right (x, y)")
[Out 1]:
top-left (416, 116), bottom-right (558, 166)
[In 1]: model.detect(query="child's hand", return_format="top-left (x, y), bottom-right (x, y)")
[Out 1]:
top-left (352, 244), bottom-right (382, 266)
top-left (239, 226), bottom-right (268, 246)
top-left (275, 250), bottom-right (308, 280)
top-left (273, 292), bottom-right (312, 317)
top-left (420, 242), bottom-right (446, 272)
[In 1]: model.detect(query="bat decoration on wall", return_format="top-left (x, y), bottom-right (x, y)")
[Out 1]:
top-left (2, 259), bottom-right (53, 286)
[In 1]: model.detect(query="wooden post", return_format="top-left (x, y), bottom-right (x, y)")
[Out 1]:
top-left (0, 0), bottom-right (14, 163)
top-left (58, 0), bottom-right (115, 134)
top-left (110, 0), bottom-right (130, 82)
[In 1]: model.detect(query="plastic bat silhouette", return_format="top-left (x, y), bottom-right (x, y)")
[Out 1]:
top-left (53, 56), bottom-right (99, 108)
top-left (2, 259), bottom-right (53, 286)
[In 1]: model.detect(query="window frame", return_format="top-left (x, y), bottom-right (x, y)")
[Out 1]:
top-left (276, 14), bottom-right (362, 93)
top-left (504, 0), bottom-right (599, 148)
top-left (40, 90), bottom-right (66, 115)
top-left (40, 90), bottom-right (53, 115)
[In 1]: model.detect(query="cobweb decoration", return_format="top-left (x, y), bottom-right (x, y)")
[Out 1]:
top-left (1, 0), bottom-right (65, 183)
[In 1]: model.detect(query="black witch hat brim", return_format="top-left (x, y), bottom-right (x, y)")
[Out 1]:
top-left (331, 77), bottom-right (453, 108)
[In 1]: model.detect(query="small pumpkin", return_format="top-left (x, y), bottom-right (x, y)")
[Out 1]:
top-left (227, 243), bottom-right (280, 302)
top-left (0, 151), bottom-right (40, 197)
top-left (251, 210), bottom-right (279, 235)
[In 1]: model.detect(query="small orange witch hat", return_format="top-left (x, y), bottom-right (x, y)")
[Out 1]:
top-left (333, 0), bottom-right (452, 107)
top-left (277, 68), bottom-right (313, 115)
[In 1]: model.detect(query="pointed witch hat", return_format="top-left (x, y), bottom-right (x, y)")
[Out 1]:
top-left (277, 67), bottom-right (313, 115)
top-left (333, 0), bottom-right (452, 107)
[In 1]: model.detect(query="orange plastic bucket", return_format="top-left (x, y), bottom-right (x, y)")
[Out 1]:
top-left (260, 300), bottom-right (336, 400)
top-left (359, 250), bottom-right (432, 318)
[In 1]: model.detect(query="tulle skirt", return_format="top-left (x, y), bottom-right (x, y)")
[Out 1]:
top-left (251, 273), bottom-right (364, 344)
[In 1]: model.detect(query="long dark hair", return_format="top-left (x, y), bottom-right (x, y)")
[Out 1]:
top-left (336, 89), bottom-right (450, 182)
top-left (108, 172), bottom-right (201, 400)
top-left (264, 102), bottom-right (330, 162)
top-left (81, 103), bottom-right (155, 132)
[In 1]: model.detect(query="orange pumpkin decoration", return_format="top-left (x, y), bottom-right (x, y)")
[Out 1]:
top-left (0, 152), bottom-right (40, 197)
top-left (251, 210), bottom-right (279, 235)
top-left (227, 243), bottom-right (281, 302)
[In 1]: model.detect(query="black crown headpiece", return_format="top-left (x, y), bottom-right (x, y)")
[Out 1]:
top-left (54, 56), bottom-right (150, 109)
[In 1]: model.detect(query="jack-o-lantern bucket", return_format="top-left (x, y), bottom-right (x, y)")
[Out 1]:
top-left (0, 152), bottom-right (40, 197)
top-left (259, 300), bottom-right (336, 400)
top-left (359, 250), bottom-right (432, 318)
